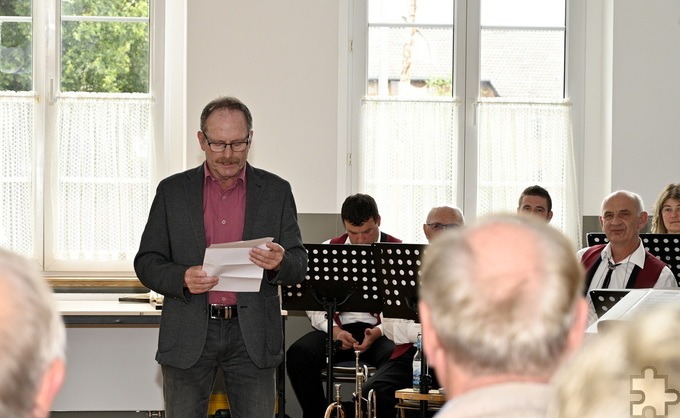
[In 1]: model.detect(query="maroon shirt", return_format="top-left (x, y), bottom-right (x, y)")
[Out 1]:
top-left (203, 162), bottom-right (247, 306)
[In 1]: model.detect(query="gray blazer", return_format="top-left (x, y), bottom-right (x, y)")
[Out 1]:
top-left (134, 163), bottom-right (307, 369)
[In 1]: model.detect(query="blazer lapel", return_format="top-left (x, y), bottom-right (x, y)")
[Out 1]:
top-left (185, 165), bottom-right (207, 251)
top-left (243, 163), bottom-right (263, 241)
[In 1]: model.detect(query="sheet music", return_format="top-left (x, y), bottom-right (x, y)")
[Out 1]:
top-left (586, 289), bottom-right (680, 333)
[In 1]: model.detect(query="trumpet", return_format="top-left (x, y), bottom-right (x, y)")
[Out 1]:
top-left (354, 350), bottom-right (377, 418)
top-left (324, 384), bottom-right (346, 418)
top-left (324, 350), bottom-right (378, 418)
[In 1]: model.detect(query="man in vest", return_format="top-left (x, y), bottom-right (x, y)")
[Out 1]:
top-left (579, 190), bottom-right (678, 324)
top-left (286, 193), bottom-right (399, 418)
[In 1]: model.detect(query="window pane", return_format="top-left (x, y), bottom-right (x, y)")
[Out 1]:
top-left (61, 21), bottom-right (149, 92)
top-left (0, 95), bottom-right (35, 258)
top-left (362, 0), bottom-right (457, 243)
top-left (481, 0), bottom-right (565, 27)
top-left (53, 97), bottom-right (153, 263)
top-left (60, 0), bottom-right (150, 93)
top-left (0, 0), bottom-right (31, 16)
top-left (62, 0), bottom-right (149, 18)
top-left (368, 26), bottom-right (453, 97)
top-left (360, 99), bottom-right (458, 242)
top-left (479, 0), bottom-right (565, 99)
top-left (0, 0), bottom-right (32, 91)
top-left (480, 28), bottom-right (565, 99)
top-left (369, 0), bottom-right (454, 25)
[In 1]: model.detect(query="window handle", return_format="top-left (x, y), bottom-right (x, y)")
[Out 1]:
top-left (48, 78), bottom-right (56, 104)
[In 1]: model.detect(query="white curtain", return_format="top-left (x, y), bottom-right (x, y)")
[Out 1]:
top-left (476, 99), bottom-right (581, 245)
top-left (359, 98), bottom-right (459, 243)
top-left (0, 93), bottom-right (35, 258)
top-left (358, 97), bottom-right (581, 246)
top-left (52, 95), bottom-right (154, 263)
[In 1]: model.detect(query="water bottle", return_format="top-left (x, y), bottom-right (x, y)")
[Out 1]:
top-left (412, 333), bottom-right (422, 391)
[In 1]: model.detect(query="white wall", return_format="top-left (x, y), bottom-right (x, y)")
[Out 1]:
top-left (610, 0), bottom-right (680, 214)
top-left (183, 1), bottom-right (680, 217)
top-left (581, 0), bottom-right (680, 214)
top-left (186, 1), bottom-right (343, 213)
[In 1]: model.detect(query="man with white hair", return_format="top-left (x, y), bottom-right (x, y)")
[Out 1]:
top-left (578, 190), bottom-right (678, 323)
top-left (418, 214), bottom-right (587, 417)
top-left (0, 248), bottom-right (66, 418)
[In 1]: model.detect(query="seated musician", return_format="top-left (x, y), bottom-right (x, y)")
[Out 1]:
top-left (350, 205), bottom-right (463, 417)
top-left (578, 190), bottom-right (678, 324)
top-left (286, 193), bottom-right (398, 418)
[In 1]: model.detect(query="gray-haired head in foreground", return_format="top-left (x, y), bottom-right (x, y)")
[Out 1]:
top-left (0, 248), bottom-right (65, 418)
top-left (419, 213), bottom-right (583, 377)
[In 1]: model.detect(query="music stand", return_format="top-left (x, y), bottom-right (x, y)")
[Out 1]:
top-left (373, 243), bottom-right (426, 322)
top-left (281, 243), bottom-right (382, 405)
top-left (589, 289), bottom-right (630, 318)
top-left (586, 233), bottom-right (680, 286)
top-left (373, 242), bottom-right (432, 418)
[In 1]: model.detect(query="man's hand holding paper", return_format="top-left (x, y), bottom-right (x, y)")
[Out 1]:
top-left (250, 240), bottom-right (285, 271)
top-left (202, 237), bottom-right (275, 292)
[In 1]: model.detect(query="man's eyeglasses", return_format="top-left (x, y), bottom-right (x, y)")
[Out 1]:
top-left (425, 223), bottom-right (460, 231)
top-left (203, 132), bottom-right (251, 153)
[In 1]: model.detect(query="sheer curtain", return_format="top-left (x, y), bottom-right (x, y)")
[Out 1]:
top-left (358, 98), bottom-right (581, 246)
top-left (0, 93), bottom-right (35, 258)
top-left (358, 98), bottom-right (459, 243)
top-left (49, 95), bottom-right (154, 267)
top-left (476, 99), bottom-right (581, 245)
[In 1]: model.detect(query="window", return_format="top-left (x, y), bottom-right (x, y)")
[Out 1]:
top-left (0, 0), bottom-right (161, 273)
top-left (352, 0), bottom-right (580, 244)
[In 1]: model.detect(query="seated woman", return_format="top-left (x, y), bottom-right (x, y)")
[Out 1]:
top-left (651, 183), bottom-right (680, 233)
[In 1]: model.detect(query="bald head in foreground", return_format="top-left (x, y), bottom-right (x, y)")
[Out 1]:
top-left (0, 248), bottom-right (66, 418)
top-left (418, 214), bottom-right (587, 418)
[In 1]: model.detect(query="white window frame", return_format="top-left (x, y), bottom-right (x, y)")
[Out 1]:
top-left (346, 0), bottom-right (586, 242)
top-left (3, 0), bottom-right (187, 276)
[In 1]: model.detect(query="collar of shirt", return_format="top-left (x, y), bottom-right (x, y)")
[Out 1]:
top-left (601, 238), bottom-right (646, 268)
top-left (202, 161), bottom-right (247, 191)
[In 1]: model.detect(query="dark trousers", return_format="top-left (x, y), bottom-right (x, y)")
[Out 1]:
top-left (162, 318), bottom-right (275, 418)
top-left (286, 323), bottom-right (395, 418)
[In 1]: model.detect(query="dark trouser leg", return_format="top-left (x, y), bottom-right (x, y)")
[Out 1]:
top-left (286, 330), bottom-right (328, 418)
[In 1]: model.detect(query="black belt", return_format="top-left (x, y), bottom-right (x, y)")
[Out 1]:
top-left (209, 304), bottom-right (238, 319)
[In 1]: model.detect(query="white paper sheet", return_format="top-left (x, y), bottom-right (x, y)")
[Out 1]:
top-left (586, 289), bottom-right (680, 333)
top-left (203, 237), bottom-right (274, 292)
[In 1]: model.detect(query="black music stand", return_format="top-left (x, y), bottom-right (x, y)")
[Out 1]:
top-left (589, 289), bottom-right (630, 318)
top-left (586, 233), bottom-right (680, 286)
top-left (374, 243), bottom-right (425, 322)
top-left (373, 242), bottom-right (432, 418)
top-left (282, 243), bottom-right (383, 405)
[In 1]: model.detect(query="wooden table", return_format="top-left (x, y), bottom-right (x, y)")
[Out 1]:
top-left (395, 388), bottom-right (445, 418)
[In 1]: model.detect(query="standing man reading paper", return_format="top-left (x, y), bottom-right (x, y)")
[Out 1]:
top-left (135, 96), bottom-right (307, 418)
